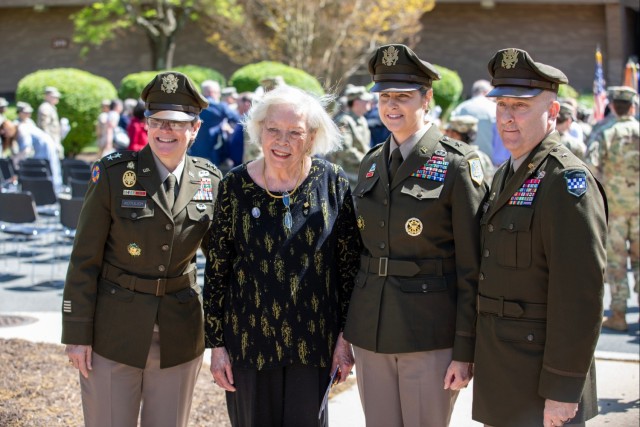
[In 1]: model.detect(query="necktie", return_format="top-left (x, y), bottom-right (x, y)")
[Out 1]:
top-left (165, 174), bottom-right (177, 212)
top-left (389, 148), bottom-right (403, 181)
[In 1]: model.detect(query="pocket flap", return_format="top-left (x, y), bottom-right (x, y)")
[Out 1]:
top-left (401, 182), bottom-right (443, 200)
top-left (499, 208), bottom-right (534, 232)
top-left (353, 174), bottom-right (379, 198)
top-left (495, 318), bottom-right (546, 344)
top-left (398, 276), bottom-right (447, 293)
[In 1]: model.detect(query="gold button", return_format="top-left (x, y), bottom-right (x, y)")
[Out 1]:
top-left (162, 245), bottom-right (169, 251)
top-left (488, 224), bottom-right (494, 232)
top-left (158, 265), bottom-right (166, 272)
top-left (479, 273), bottom-right (485, 280)
top-left (483, 249), bottom-right (490, 257)
top-left (509, 223), bottom-right (514, 230)
top-left (379, 221), bottom-right (385, 227)
top-left (379, 242), bottom-right (386, 249)
top-left (165, 224), bottom-right (173, 231)
top-left (130, 212), bottom-right (137, 219)
top-left (526, 334), bottom-right (534, 342)
top-left (383, 199), bottom-right (388, 206)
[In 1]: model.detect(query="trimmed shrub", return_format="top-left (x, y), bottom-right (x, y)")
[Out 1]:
top-left (118, 65), bottom-right (226, 100)
top-left (432, 65), bottom-right (463, 117)
top-left (16, 68), bottom-right (117, 156)
top-left (229, 62), bottom-right (324, 96)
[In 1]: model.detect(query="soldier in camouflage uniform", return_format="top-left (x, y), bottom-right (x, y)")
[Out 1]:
top-left (328, 85), bottom-right (373, 188)
top-left (444, 115), bottom-right (495, 184)
top-left (587, 86), bottom-right (639, 331)
top-left (556, 102), bottom-right (587, 160)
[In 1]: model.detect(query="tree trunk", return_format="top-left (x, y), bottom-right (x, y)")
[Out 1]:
top-left (147, 33), bottom-right (176, 71)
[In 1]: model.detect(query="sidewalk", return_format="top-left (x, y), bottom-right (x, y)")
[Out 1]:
top-left (0, 311), bottom-right (638, 427)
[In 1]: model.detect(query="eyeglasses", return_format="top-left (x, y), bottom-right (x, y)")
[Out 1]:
top-left (264, 127), bottom-right (307, 143)
top-left (282, 191), bottom-right (292, 231)
top-left (147, 118), bottom-right (192, 130)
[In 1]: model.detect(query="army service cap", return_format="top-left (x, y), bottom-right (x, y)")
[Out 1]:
top-left (607, 86), bottom-right (637, 103)
top-left (446, 115), bottom-right (478, 134)
top-left (487, 48), bottom-right (568, 98)
top-left (344, 85), bottom-right (374, 102)
top-left (141, 71), bottom-right (209, 121)
top-left (368, 44), bottom-right (441, 92)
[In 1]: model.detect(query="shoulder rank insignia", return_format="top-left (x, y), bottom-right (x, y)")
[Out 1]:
top-left (564, 170), bottom-right (587, 197)
top-left (366, 163), bottom-right (376, 178)
top-left (105, 152), bottom-right (122, 161)
top-left (469, 158), bottom-right (484, 185)
top-left (509, 177), bottom-right (542, 206)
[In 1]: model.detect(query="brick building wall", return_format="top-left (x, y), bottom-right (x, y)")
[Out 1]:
top-left (0, 2), bottom-right (636, 98)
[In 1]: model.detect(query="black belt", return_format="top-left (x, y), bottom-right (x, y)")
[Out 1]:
top-left (477, 295), bottom-right (547, 320)
top-left (360, 255), bottom-right (456, 277)
top-left (101, 263), bottom-right (196, 296)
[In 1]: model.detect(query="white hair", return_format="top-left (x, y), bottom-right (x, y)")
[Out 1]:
top-left (244, 85), bottom-right (341, 156)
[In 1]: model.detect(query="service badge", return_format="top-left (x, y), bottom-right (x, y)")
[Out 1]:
top-left (127, 243), bottom-right (142, 257)
top-left (122, 170), bottom-right (137, 187)
top-left (405, 218), bottom-right (423, 237)
top-left (382, 46), bottom-right (399, 66)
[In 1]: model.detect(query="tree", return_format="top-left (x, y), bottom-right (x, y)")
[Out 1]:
top-left (198, 0), bottom-right (435, 90)
top-left (71, 0), bottom-right (197, 70)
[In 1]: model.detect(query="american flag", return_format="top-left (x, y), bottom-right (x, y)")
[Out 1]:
top-left (592, 46), bottom-right (608, 122)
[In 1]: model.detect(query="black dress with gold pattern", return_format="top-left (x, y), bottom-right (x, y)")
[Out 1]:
top-left (204, 158), bottom-right (362, 370)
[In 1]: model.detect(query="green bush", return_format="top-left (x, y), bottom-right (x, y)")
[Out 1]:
top-left (229, 61), bottom-right (324, 96)
top-left (16, 68), bottom-right (117, 156)
top-left (432, 65), bottom-right (463, 117)
top-left (118, 65), bottom-right (226, 100)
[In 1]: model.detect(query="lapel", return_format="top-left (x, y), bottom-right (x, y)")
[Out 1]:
top-left (376, 139), bottom-right (391, 189)
top-left (172, 157), bottom-right (201, 216)
top-left (486, 133), bottom-right (560, 221)
top-left (136, 145), bottom-right (171, 219)
top-left (390, 125), bottom-right (441, 191)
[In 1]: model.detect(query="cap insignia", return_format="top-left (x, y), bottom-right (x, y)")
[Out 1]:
top-left (161, 74), bottom-right (179, 93)
top-left (501, 49), bottom-right (519, 69)
top-left (382, 46), bottom-right (399, 66)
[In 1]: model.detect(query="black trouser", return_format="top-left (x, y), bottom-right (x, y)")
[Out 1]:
top-left (226, 364), bottom-right (332, 427)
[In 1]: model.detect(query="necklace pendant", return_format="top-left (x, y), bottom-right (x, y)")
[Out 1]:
top-left (282, 191), bottom-right (290, 206)
top-left (284, 211), bottom-right (293, 231)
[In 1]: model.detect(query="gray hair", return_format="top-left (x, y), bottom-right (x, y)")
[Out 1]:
top-left (244, 85), bottom-right (341, 156)
top-left (472, 79), bottom-right (493, 97)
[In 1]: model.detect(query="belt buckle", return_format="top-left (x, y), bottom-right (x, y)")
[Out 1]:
top-left (156, 278), bottom-right (167, 296)
top-left (378, 257), bottom-right (388, 277)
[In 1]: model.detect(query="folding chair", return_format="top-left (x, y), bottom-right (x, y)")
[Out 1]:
top-left (62, 159), bottom-right (90, 185)
top-left (0, 192), bottom-right (54, 282)
top-left (19, 176), bottom-right (60, 219)
top-left (59, 197), bottom-right (84, 241)
top-left (69, 177), bottom-right (89, 198)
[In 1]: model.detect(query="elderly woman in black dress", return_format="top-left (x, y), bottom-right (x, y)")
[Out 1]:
top-left (203, 85), bottom-right (362, 427)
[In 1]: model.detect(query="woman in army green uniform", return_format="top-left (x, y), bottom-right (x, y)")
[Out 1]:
top-left (343, 44), bottom-right (487, 427)
top-left (63, 71), bottom-right (222, 427)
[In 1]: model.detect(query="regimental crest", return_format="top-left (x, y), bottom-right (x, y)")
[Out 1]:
top-left (382, 46), bottom-right (400, 66)
top-left (161, 74), bottom-right (179, 93)
top-left (501, 49), bottom-right (519, 69)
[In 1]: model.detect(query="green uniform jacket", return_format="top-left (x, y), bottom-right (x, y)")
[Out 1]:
top-left (472, 132), bottom-right (607, 426)
top-left (343, 126), bottom-right (487, 361)
top-left (61, 145), bottom-right (221, 369)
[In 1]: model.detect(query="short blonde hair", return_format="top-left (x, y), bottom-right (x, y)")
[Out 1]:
top-left (244, 86), bottom-right (341, 156)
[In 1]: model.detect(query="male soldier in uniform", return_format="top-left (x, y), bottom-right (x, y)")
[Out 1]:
top-left (343, 44), bottom-right (487, 427)
top-left (63, 71), bottom-right (222, 427)
top-left (587, 86), bottom-right (638, 331)
top-left (328, 85), bottom-right (373, 188)
top-left (473, 48), bottom-right (607, 427)
top-left (444, 115), bottom-right (495, 184)
top-left (37, 86), bottom-right (63, 158)
top-left (556, 102), bottom-right (587, 160)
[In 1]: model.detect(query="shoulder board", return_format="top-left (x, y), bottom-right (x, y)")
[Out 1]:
top-left (548, 143), bottom-right (584, 169)
top-left (101, 151), bottom-right (137, 168)
top-left (439, 135), bottom-right (473, 156)
top-left (190, 156), bottom-right (222, 177)
top-left (364, 142), bottom-right (384, 158)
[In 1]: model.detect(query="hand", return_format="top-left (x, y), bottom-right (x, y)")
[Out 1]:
top-left (65, 345), bottom-right (92, 379)
top-left (210, 347), bottom-right (236, 392)
top-left (331, 332), bottom-right (354, 384)
top-left (543, 399), bottom-right (578, 427)
top-left (443, 360), bottom-right (473, 390)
